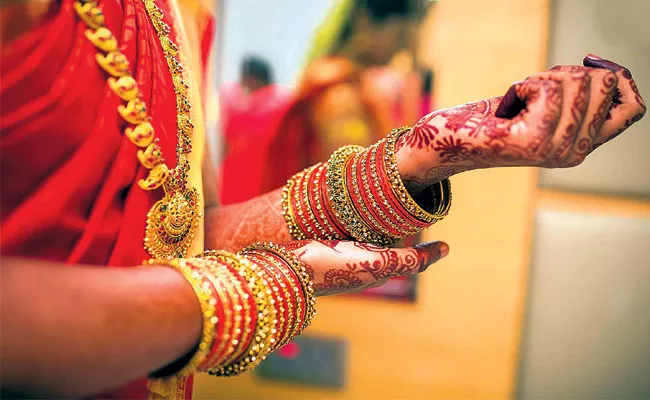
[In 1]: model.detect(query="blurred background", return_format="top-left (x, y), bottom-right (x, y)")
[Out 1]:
top-left (197, 0), bottom-right (650, 398)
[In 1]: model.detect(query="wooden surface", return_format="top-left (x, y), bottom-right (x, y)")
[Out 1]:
top-left (195, 0), bottom-right (550, 398)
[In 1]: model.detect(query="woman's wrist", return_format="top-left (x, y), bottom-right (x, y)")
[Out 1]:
top-left (282, 127), bottom-right (453, 246)
top-left (147, 245), bottom-right (316, 379)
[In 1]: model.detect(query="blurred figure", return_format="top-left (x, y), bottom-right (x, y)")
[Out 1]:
top-left (218, 56), bottom-right (293, 204)
top-left (419, 66), bottom-right (435, 116)
top-left (262, 0), bottom-right (431, 192)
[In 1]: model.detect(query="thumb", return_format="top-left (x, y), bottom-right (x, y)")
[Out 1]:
top-left (411, 241), bottom-right (449, 273)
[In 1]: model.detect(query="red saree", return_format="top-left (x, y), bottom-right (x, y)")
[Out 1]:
top-left (0, 0), bottom-right (213, 398)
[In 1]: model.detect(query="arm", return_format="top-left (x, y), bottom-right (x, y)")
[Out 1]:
top-left (205, 56), bottom-right (645, 251)
top-left (0, 258), bottom-right (202, 398)
top-left (205, 189), bottom-right (290, 252)
top-left (1, 242), bottom-right (447, 397)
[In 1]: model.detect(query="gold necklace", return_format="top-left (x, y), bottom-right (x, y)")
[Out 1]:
top-left (74, 0), bottom-right (200, 259)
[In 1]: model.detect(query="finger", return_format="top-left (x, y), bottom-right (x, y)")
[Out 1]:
top-left (547, 65), bottom-right (611, 166)
top-left (583, 54), bottom-right (646, 147)
top-left (525, 70), bottom-right (591, 164)
top-left (488, 78), bottom-right (563, 165)
top-left (284, 240), bottom-right (448, 296)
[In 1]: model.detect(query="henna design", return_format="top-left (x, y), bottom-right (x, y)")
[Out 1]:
top-left (397, 113), bottom-right (438, 150)
top-left (290, 240), bottom-right (438, 296)
top-left (205, 189), bottom-right (293, 252)
top-left (561, 70), bottom-right (590, 159)
top-left (433, 135), bottom-right (473, 163)
top-left (587, 72), bottom-right (617, 140)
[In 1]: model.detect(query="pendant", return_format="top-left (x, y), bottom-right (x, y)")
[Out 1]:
top-left (144, 185), bottom-right (200, 259)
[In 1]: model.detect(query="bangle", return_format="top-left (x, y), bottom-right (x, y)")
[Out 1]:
top-left (311, 163), bottom-right (347, 239)
top-left (244, 251), bottom-right (295, 350)
top-left (202, 250), bottom-right (277, 376)
top-left (282, 172), bottom-right (308, 240)
top-left (326, 144), bottom-right (382, 243)
top-left (213, 261), bottom-right (254, 369)
top-left (348, 151), bottom-right (401, 244)
top-left (384, 127), bottom-right (441, 223)
top-left (146, 258), bottom-right (218, 377)
top-left (240, 242), bottom-right (316, 335)
top-left (281, 128), bottom-right (452, 245)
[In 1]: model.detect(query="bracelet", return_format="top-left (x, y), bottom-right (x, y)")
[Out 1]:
top-left (244, 251), bottom-right (296, 349)
top-left (201, 250), bottom-right (277, 376)
top-left (281, 127), bottom-right (453, 246)
top-left (282, 172), bottom-right (308, 240)
top-left (349, 150), bottom-right (402, 243)
top-left (240, 242), bottom-right (316, 335)
top-left (384, 127), bottom-right (440, 223)
top-left (326, 144), bottom-right (381, 243)
top-left (146, 258), bottom-right (218, 377)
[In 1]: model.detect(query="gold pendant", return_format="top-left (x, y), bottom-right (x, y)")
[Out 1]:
top-left (144, 186), bottom-right (200, 259)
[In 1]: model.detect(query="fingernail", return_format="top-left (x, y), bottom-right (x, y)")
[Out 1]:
top-left (438, 242), bottom-right (449, 258)
top-left (496, 84), bottom-right (527, 119)
top-left (586, 53), bottom-right (602, 60)
top-left (414, 241), bottom-right (449, 271)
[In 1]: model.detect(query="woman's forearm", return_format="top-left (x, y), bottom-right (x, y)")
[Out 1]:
top-left (0, 258), bottom-right (202, 398)
top-left (205, 188), bottom-right (292, 252)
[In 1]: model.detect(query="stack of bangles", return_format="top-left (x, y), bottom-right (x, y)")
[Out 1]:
top-left (147, 127), bottom-right (450, 380)
top-left (147, 242), bottom-right (315, 377)
top-left (283, 127), bottom-right (452, 245)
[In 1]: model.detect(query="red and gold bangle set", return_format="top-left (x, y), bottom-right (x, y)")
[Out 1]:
top-left (283, 127), bottom-right (452, 245)
top-left (149, 243), bottom-right (315, 377)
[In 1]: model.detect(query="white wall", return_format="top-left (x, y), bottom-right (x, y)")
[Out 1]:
top-left (217, 0), bottom-right (333, 86)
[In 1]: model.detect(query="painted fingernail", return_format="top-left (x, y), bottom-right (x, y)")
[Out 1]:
top-left (496, 84), bottom-right (527, 119)
top-left (438, 242), bottom-right (449, 258)
top-left (583, 55), bottom-right (632, 78)
top-left (414, 241), bottom-right (449, 271)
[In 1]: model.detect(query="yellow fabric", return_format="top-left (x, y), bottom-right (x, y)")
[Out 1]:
top-left (147, 0), bottom-right (210, 398)
top-left (303, 0), bottom-right (355, 66)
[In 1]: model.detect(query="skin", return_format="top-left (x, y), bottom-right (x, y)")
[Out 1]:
top-left (0, 242), bottom-right (447, 397)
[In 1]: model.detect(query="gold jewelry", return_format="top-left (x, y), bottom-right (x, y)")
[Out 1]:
top-left (282, 172), bottom-right (308, 240)
top-left (202, 250), bottom-right (277, 376)
top-left (241, 242), bottom-right (316, 335)
top-left (326, 145), bottom-right (379, 243)
top-left (364, 144), bottom-right (418, 237)
top-left (385, 127), bottom-right (445, 223)
top-left (146, 258), bottom-right (217, 376)
top-left (244, 251), bottom-right (296, 349)
top-left (75, 0), bottom-right (201, 260)
top-left (141, 0), bottom-right (200, 259)
top-left (199, 263), bottom-right (234, 370)
top-left (349, 151), bottom-right (401, 244)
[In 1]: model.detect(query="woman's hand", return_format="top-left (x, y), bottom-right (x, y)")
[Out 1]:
top-left (395, 55), bottom-right (646, 189)
top-left (283, 240), bottom-right (449, 296)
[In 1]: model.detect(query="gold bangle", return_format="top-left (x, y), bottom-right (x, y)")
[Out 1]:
top-left (147, 258), bottom-right (217, 376)
top-left (385, 127), bottom-right (448, 223)
top-left (434, 178), bottom-right (452, 217)
top-left (241, 242), bottom-right (316, 335)
top-left (245, 251), bottom-right (294, 350)
top-left (201, 250), bottom-right (277, 376)
top-left (282, 172), bottom-right (308, 240)
top-left (326, 145), bottom-right (383, 243)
